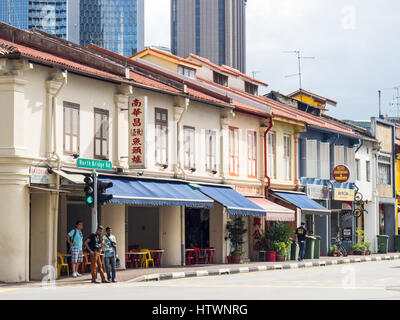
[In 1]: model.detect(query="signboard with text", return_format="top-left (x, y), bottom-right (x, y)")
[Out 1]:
top-left (333, 188), bottom-right (355, 201)
top-left (77, 158), bottom-right (112, 170)
top-left (30, 167), bottom-right (50, 184)
top-left (129, 96), bottom-right (147, 169)
top-left (332, 165), bottom-right (350, 183)
top-left (306, 184), bottom-right (329, 200)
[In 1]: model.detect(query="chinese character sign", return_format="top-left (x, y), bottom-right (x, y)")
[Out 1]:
top-left (129, 96), bottom-right (147, 169)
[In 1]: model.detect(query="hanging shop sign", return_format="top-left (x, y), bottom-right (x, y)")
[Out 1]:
top-left (332, 165), bottom-right (350, 183)
top-left (128, 96), bottom-right (147, 169)
top-left (30, 167), bottom-right (50, 184)
top-left (306, 184), bottom-right (329, 200)
top-left (333, 188), bottom-right (355, 201)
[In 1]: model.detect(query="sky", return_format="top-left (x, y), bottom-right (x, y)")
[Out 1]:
top-left (145, 0), bottom-right (400, 120)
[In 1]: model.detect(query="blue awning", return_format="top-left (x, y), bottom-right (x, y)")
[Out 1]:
top-left (273, 191), bottom-right (330, 214)
top-left (99, 177), bottom-right (214, 208)
top-left (199, 185), bottom-right (266, 217)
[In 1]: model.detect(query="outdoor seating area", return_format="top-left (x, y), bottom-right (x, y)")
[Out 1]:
top-left (125, 248), bottom-right (165, 269)
top-left (185, 247), bottom-right (215, 265)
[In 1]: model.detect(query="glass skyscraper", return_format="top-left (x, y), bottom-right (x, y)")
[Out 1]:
top-left (171, 0), bottom-right (247, 73)
top-left (0, 0), bottom-right (67, 39)
top-left (0, 0), bottom-right (29, 30)
top-left (79, 0), bottom-right (144, 57)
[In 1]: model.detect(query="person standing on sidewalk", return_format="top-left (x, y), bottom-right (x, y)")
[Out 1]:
top-left (67, 220), bottom-right (84, 278)
top-left (84, 225), bottom-right (110, 283)
top-left (296, 222), bottom-right (308, 262)
top-left (103, 227), bottom-right (118, 283)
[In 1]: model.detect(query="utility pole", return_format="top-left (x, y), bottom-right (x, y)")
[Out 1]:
top-left (92, 170), bottom-right (98, 233)
top-left (284, 50), bottom-right (315, 89)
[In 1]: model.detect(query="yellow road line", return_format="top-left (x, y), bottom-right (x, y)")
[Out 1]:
top-left (0, 288), bottom-right (19, 294)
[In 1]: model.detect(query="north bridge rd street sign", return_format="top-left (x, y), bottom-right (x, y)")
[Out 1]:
top-left (77, 158), bottom-right (112, 171)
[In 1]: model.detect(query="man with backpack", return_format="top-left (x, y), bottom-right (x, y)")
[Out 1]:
top-left (103, 226), bottom-right (118, 282)
top-left (66, 220), bottom-right (84, 278)
top-left (295, 222), bottom-right (308, 262)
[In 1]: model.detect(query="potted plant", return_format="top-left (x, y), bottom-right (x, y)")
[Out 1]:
top-left (352, 243), bottom-right (361, 255)
top-left (329, 245), bottom-right (339, 257)
top-left (226, 216), bottom-right (247, 264)
top-left (274, 241), bottom-right (289, 261)
top-left (364, 241), bottom-right (371, 255)
top-left (359, 243), bottom-right (367, 255)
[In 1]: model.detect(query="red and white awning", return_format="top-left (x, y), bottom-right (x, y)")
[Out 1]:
top-left (247, 197), bottom-right (296, 222)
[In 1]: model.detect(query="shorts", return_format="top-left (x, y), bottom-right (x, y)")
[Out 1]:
top-left (71, 248), bottom-right (83, 263)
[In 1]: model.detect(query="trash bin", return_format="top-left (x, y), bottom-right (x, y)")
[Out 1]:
top-left (286, 241), bottom-right (292, 261)
top-left (290, 240), bottom-right (298, 261)
top-left (313, 235), bottom-right (321, 259)
top-left (395, 235), bottom-right (400, 252)
top-left (305, 236), bottom-right (316, 259)
top-left (377, 235), bottom-right (389, 253)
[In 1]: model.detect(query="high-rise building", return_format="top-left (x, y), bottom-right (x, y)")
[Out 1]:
top-left (171, 0), bottom-right (247, 73)
top-left (0, 0), bottom-right (67, 39)
top-left (79, 0), bottom-right (145, 57)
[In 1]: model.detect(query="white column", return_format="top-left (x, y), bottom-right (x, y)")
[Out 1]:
top-left (159, 206), bottom-right (181, 266)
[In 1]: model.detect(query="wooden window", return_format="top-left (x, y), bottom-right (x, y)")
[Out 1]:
top-left (284, 134), bottom-right (291, 180)
top-left (366, 161), bottom-right (371, 182)
top-left (155, 108), bottom-right (168, 165)
top-left (229, 127), bottom-right (239, 176)
top-left (247, 130), bottom-right (257, 178)
top-left (63, 101), bottom-right (80, 155)
top-left (178, 65), bottom-right (196, 78)
top-left (206, 130), bottom-right (217, 172)
top-left (245, 82), bottom-right (258, 95)
top-left (184, 126), bottom-right (196, 169)
top-left (267, 131), bottom-right (276, 179)
top-left (94, 108), bottom-right (109, 159)
top-left (378, 163), bottom-right (391, 185)
top-left (213, 71), bottom-right (228, 87)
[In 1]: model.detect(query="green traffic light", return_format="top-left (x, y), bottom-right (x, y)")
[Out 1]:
top-left (85, 195), bottom-right (94, 204)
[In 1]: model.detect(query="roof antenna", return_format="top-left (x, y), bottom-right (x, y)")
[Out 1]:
top-left (283, 50), bottom-right (315, 90)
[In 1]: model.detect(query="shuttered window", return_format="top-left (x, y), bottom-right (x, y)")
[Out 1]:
top-left (229, 127), bottom-right (239, 176)
top-left (345, 147), bottom-right (356, 183)
top-left (63, 102), bottom-right (80, 155)
top-left (206, 130), bottom-right (217, 172)
top-left (155, 108), bottom-right (168, 165)
top-left (283, 135), bottom-right (291, 180)
top-left (94, 108), bottom-right (109, 159)
top-left (184, 126), bottom-right (196, 169)
top-left (248, 130), bottom-right (257, 178)
top-left (267, 132), bottom-right (276, 179)
top-left (318, 142), bottom-right (330, 179)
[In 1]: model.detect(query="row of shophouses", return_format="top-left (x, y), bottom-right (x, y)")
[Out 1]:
top-left (0, 23), bottom-right (400, 283)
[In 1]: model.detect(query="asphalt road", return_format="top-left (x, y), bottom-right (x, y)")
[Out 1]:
top-left (2, 259), bottom-right (400, 300)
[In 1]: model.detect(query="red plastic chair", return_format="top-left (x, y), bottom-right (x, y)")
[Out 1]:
top-left (130, 249), bottom-right (141, 268)
top-left (193, 248), bottom-right (206, 264)
top-left (125, 253), bottom-right (134, 269)
top-left (185, 249), bottom-right (194, 265)
top-left (205, 247), bottom-right (215, 264)
top-left (151, 249), bottom-right (163, 267)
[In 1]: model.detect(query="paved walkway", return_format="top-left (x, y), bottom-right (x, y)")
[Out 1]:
top-left (1, 252), bottom-right (400, 288)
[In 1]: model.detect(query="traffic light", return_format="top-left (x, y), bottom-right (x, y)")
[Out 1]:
top-left (97, 180), bottom-right (113, 205)
top-left (84, 174), bottom-right (95, 207)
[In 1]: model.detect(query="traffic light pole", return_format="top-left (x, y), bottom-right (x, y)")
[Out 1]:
top-left (92, 169), bottom-right (98, 233)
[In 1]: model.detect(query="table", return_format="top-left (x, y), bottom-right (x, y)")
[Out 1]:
top-left (150, 249), bottom-right (165, 253)
top-left (202, 248), bottom-right (215, 264)
top-left (125, 251), bottom-right (148, 268)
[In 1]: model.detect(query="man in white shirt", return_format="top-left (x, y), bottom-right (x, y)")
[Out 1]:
top-left (103, 226), bottom-right (117, 282)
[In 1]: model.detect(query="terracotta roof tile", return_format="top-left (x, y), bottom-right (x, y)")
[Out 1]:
top-left (0, 38), bottom-right (123, 80)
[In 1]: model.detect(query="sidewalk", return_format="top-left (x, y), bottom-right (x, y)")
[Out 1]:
top-left (1, 252), bottom-right (399, 288)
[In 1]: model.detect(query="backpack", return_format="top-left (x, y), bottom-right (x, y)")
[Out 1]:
top-left (67, 229), bottom-right (77, 253)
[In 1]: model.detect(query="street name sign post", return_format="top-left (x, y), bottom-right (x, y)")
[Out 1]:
top-left (77, 158), bottom-right (112, 232)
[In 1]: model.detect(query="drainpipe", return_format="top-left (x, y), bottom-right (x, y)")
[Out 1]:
top-left (264, 116), bottom-right (273, 199)
top-left (176, 85), bottom-right (189, 180)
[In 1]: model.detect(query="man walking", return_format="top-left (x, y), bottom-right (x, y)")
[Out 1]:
top-left (84, 225), bottom-right (110, 283)
top-left (67, 220), bottom-right (84, 278)
top-left (295, 222), bottom-right (308, 262)
top-left (103, 227), bottom-right (117, 283)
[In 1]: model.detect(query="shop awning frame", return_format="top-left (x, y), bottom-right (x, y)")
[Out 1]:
top-left (99, 177), bottom-right (214, 208)
top-left (247, 197), bottom-right (295, 221)
top-left (198, 185), bottom-right (266, 217)
top-left (272, 191), bottom-right (330, 215)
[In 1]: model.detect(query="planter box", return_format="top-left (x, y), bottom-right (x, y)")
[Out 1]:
top-left (276, 254), bottom-right (286, 262)
top-left (232, 253), bottom-right (242, 264)
top-left (266, 251), bottom-right (276, 262)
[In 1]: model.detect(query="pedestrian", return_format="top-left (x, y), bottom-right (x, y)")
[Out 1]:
top-left (67, 220), bottom-right (84, 278)
top-left (103, 227), bottom-right (118, 283)
top-left (295, 222), bottom-right (308, 262)
top-left (84, 225), bottom-right (110, 283)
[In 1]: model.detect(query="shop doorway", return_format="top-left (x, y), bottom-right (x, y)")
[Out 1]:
top-left (127, 206), bottom-right (159, 250)
top-left (185, 208), bottom-right (210, 249)
top-left (67, 203), bottom-right (92, 241)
